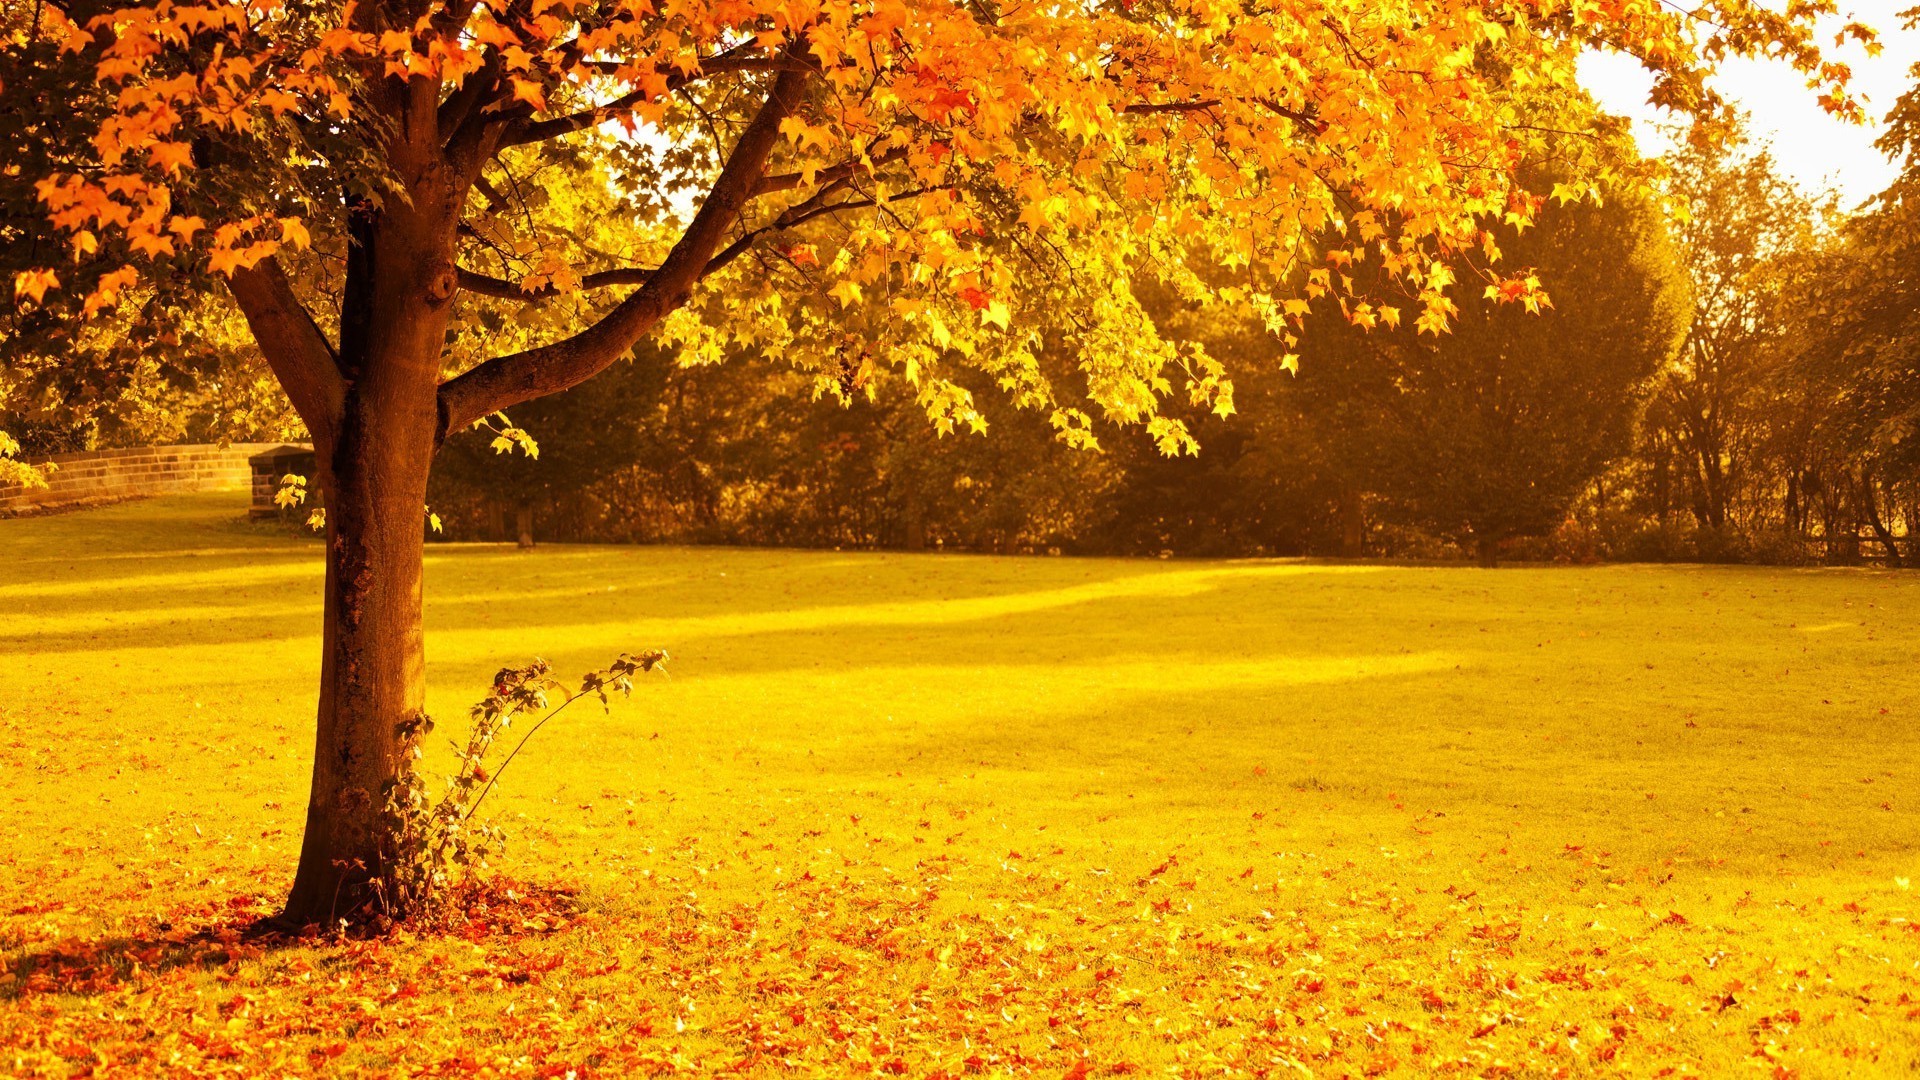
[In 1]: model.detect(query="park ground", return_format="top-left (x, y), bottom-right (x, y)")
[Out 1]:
top-left (1, 492), bottom-right (1918, 1078)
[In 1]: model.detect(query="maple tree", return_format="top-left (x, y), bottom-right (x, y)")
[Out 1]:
top-left (4, 0), bottom-right (1861, 923)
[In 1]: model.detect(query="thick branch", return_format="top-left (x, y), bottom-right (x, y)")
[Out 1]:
top-left (437, 63), bottom-right (811, 437)
top-left (440, 50), bottom-right (504, 153)
top-left (456, 265), bottom-right (655, 300)
top-left (225, 258), bottom-right (346, 440)
top-left (755, 145), bottom-right (908, 196)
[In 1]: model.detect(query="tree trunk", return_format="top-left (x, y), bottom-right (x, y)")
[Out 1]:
top-left (246, 65), bottom-right (806, 927)
top-left (1651, 440), bottom-right (1672, 523)
top-left (1698, 444), bottom-right (1728, 530)
top-left (516, 503), bottom-right (535, 549)
top-left (1858, 474), bottom-right (1903, 569)
top-left (279, 171), bottom-right (460, 926)
top-left (282, 390), bottom-right (436, 926)
top-left (902, 484), bottom-right (925, 551)
top-left (1685, 439), bottom-right (1727, 530)
top-left (1475, 535), bottom-right (1499, 568)
top-left (1338, 487), bottom-right (1365, 558)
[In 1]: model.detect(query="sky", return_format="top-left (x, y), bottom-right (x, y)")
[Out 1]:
top-left (1578, 0), bottom-right (1920, 208)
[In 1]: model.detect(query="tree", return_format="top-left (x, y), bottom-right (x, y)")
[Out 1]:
top-left (1300, 183), bottom-right (1689, 565)
top-left (1087, 286), bottom-right (1359, 558)
top-left (1771, 74), bottom-right (1920, 566)
top-left (4, 0), bottom-right (1858, 922)
top-left (1643, 134), bottom-right (1819, 533)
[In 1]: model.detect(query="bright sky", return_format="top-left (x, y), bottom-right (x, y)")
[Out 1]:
top-left (1578, 0), bottom-right (1920, 207)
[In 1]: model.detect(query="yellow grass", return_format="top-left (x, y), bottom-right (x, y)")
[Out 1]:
top-left (2, 492), bottom-right (1918, 1077)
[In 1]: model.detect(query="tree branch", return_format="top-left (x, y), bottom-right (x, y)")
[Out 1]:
top-left (1124, 97), bottom-right (1325, 133)
top-left (437, 62), bottom-right (812, 438)
top-left (754, 145), bottom-right (908, 196)
top-left (440, 49), bottom-right (505, 153)
top-left (703, 183), bottom-right (949, 280)
top-left (226, 258), bottom-right (347, 440)
top-left (456, 265), bottom-right (655, 300)
top-left (501, 52), bottom-right (799, 149)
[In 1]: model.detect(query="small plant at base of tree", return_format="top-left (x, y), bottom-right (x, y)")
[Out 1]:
top-left (365, 649), bottom-right (669, 928)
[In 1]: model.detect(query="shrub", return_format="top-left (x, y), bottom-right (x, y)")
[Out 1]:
top-left (379, 650), bottom-right (668, 921)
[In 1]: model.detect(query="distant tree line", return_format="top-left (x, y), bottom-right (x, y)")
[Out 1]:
top-left (423, 132), bottom-right (1920, 568)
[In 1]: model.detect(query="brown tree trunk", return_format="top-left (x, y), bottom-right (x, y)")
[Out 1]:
top-left (902, 484), bottom-right (925, 551)
top-left (1476, 535), bottom-right (1499, 568)
top-left (1338, 487), bottom-right (1365, 558)
top-left (282, 388), bottom-right (437, 925)
top-left (516, 503), bottom-right (535, 549)
top-left (279, 170), bottom-right (460, 927)
top-left (1696, 443), bottom-right (1728, 530)
top-left (239, 63), bottom-right (807, 928)
top-left (1858, 473), bottom-right (1903, 568)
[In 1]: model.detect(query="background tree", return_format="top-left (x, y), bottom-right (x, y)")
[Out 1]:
top-left (1769, 83), bottom-right (1920, 566)
top-left (1086, 291), bottom-right (1359, 557)
top-left (432, 347), bottom-right (657, 547)
top-left (5, 0), bottom-right (1856, 923)
top-left (1640, 135), bottom-right (1820, 534)
top-left (431, 352), bottom-right (1115, 552)
top-left (1299, 183), bottom-right (1689, 566)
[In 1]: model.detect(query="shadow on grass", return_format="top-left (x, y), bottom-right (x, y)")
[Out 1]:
top-left (0, 551), bottom-right (1387, 658)
top-left (1, 895), bottom-right (292, 1000)
top-left (1, 880), bottom-right (584, 1001)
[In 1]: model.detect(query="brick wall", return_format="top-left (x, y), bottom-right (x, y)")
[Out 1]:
top-left (0, 443), bottom-right (295, 514)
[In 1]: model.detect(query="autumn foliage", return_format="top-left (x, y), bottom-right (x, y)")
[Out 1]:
top-left (10, 0), bottom-right (1866, 447)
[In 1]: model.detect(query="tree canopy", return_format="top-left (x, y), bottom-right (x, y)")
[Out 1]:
top-left (8, 0), bottom-right (1864, 451)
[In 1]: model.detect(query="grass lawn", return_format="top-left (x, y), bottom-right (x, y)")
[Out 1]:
top-left (2, 491), bottom-right (1918, 1078)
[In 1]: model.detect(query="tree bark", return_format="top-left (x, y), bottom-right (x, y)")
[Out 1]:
top-left (902, 488), bottom-right (925, 551)
top-left (1475, 535), bottom-right (1499, 568)
top-left (1859, 473), bottom-right (1903, 569)
top-left (1338, 487), bottom-right (1365, 558)
top-left (516, 503), bottom-right (536, 549)
top-left (282, 404), bottom-right (435, 925)
top-left (278, 160), bottom-right (462, 926)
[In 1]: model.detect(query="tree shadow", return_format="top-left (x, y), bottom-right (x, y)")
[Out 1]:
top-left (1, 880), bottom-right (584, 1001)
top-left (2, 897), bottom-right (294, 1001)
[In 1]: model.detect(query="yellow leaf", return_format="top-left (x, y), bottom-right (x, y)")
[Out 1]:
top-left (829, 280), bottom-right (864, 308)
top-left (13, 268), bottom-right (58, 304)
